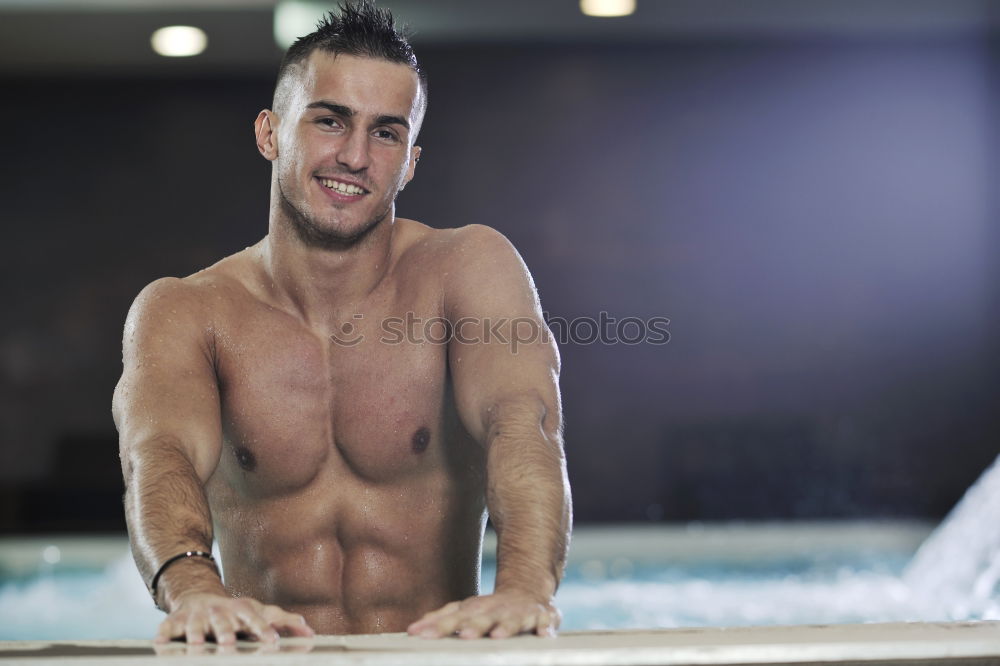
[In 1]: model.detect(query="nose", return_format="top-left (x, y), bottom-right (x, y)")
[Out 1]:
top-left (335, 127), bottom-right (371, 173)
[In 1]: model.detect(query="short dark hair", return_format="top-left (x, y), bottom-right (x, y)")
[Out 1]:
top-left (273, 1), bottom-right (427, 127)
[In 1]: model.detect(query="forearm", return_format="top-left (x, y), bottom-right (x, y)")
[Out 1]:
top-left (122, 436), bottom-right (225, 610)
top-left (485, 397), bottom-right (571, 600)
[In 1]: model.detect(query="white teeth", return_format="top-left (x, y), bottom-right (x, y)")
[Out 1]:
top-left (321, 178), bottom-right (364, 195)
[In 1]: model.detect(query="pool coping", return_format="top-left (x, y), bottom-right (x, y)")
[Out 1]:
top-left (1, 621), bottom-right (998, 665)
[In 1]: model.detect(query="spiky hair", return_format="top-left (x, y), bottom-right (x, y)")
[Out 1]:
top-left (272, 1), bottom-right (427, 122)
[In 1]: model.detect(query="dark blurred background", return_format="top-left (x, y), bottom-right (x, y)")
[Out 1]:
top-left (1, 0), bottom-right (997, 532)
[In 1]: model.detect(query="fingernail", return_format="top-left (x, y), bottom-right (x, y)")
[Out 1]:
top-left (419, 629), bottom-right (437, 638)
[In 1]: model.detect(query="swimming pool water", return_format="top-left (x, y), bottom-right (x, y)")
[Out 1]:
top-left (9, 456), bottom-right (1000, 641)
top-left (0, 545), bottom-right (958, 641)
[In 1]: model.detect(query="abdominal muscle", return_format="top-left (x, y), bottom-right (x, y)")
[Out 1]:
top-left (207, 460), bottom-right (486, 634)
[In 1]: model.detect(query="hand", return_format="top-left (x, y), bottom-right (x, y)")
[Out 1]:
top-left (406, 591), bottom-right (560, 639)
top-left (154, 592), bottom-right (316, 645)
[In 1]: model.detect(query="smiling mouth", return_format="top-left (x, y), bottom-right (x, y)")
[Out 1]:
top-left (319, 177), bottom-right (368, 196)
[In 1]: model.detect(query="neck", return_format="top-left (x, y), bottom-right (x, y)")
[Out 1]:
top-left (259, 204), bottom-right (396, 329)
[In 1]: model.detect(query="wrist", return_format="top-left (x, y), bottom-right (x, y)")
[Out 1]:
top-left (494, 576), bottom-right (557, 604)
top-left (156, 556), bottom-right (226, 612)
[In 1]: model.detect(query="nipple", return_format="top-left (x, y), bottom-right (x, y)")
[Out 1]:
top-left (234, 446), bottom-right (257, 472)
top-left (411, 427), bottom-right (430, 454)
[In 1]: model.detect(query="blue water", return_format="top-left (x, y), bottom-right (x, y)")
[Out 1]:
top-left (8, 455), bottom-right (1000, 641)
top-left (0, 547), bottom-right (942, 641)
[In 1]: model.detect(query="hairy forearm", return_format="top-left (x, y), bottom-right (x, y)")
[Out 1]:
top-left (122, 436), bottom-right (224, 610)
top-left (484, 397), bottom-right (572, 600)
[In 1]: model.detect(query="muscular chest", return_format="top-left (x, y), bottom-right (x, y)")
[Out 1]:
top-left (214, 301), bottom-right (453, 495)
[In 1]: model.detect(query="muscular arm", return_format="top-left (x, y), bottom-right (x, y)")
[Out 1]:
top-left (408, 225), bottom-right (572, 639)
top-left (114, 279), bottom-right (224, 606)
top-left (483, 394), bottom-right (569, 603)
top-left (113, 278), bottom-right (311, 643)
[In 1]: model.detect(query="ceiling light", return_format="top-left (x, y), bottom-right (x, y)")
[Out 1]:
top-left (275, 1), bottom-right (328, 49)
top-left (580, 0), bottom-right (636, 18)
top-left (150, 26), bottom-right (207, 58)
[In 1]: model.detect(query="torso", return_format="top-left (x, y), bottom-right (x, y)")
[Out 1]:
top-left (191, 219), bottom-right (486, 634)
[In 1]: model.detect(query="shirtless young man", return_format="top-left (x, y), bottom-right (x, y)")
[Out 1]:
top-left (112, 1), bottom-right (570, 645)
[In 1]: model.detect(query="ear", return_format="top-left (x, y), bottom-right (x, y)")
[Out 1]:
top-left (254, 110), bottom-right (278, 161)
top-left (404, 145), bottom-right (421, 186)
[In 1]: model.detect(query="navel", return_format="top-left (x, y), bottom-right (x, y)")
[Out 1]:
top-left (411, 426), bottom-right (431, 454)
top-left (234, 445), bottom-right (257, 472)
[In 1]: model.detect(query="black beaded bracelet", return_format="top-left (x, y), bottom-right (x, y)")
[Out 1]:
top-left (149, 550), bottom-right (218, 609)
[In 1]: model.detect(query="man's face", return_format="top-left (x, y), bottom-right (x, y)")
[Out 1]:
top-left (270, 52), bottom-right (423, 246)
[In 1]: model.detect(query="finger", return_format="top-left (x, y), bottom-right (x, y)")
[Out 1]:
top-left (488, 612), bottom-right (523, 639)
top-left (407, 602), bottom-right (462, 635)
top-left (262, 607), bottom-right (315, 637)
top-left (154, 618), bottom-right (173, 644)
top-left (457, 612), bottom-right (498, 639)
top-left (236, 607), bottom-right (279, 643)
top-left (535, 610), bottom-right (558, 638)
top-left (208, 610), bottom-right (237, 645)
top-left (184, 612), bottom-right (208, 645)
top-left (414, 601), bottom-right (462, 624)
top-left (155, 617), bottom-right (180, 644)
top-left (415, 609), bottom-right (466, 638)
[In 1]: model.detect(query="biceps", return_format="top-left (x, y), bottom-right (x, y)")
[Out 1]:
top-left (115, 363), bottom-right (223, 482)
top-left (114, 280), bottom-right (224, 481)
top-left (449, 333), bottom-right (561, 445)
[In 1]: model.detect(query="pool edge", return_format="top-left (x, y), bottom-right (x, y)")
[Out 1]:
top-left (1, 620), bottom-right (998, 665)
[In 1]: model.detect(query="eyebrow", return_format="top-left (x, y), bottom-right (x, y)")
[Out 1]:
top-left (306, 101), bottom-right (410, 131)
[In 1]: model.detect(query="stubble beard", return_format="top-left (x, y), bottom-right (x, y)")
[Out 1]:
top-left (277, 176), bottom-right (395, 249)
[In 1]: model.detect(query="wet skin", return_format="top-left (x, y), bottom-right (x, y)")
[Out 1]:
top-left (115, 52), bottom-right (568, 643)
top-left (198, 224), bottom-right (486, 634)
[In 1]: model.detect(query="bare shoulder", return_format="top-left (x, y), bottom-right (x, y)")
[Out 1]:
top-left (124, 249), bottom-right (257, 337)
top-left (400, 223), bottom-right (539, 322)
top-left (445, 223), bottom-right (519, 259)
top-left (394, 221), bottom-right (533, 307)
top-left (396, 220), bottom-right (526, 275)
top-left (445, 224), bottom-right (534, 287)
top-left (127, 276), bottom-right (207, 328)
